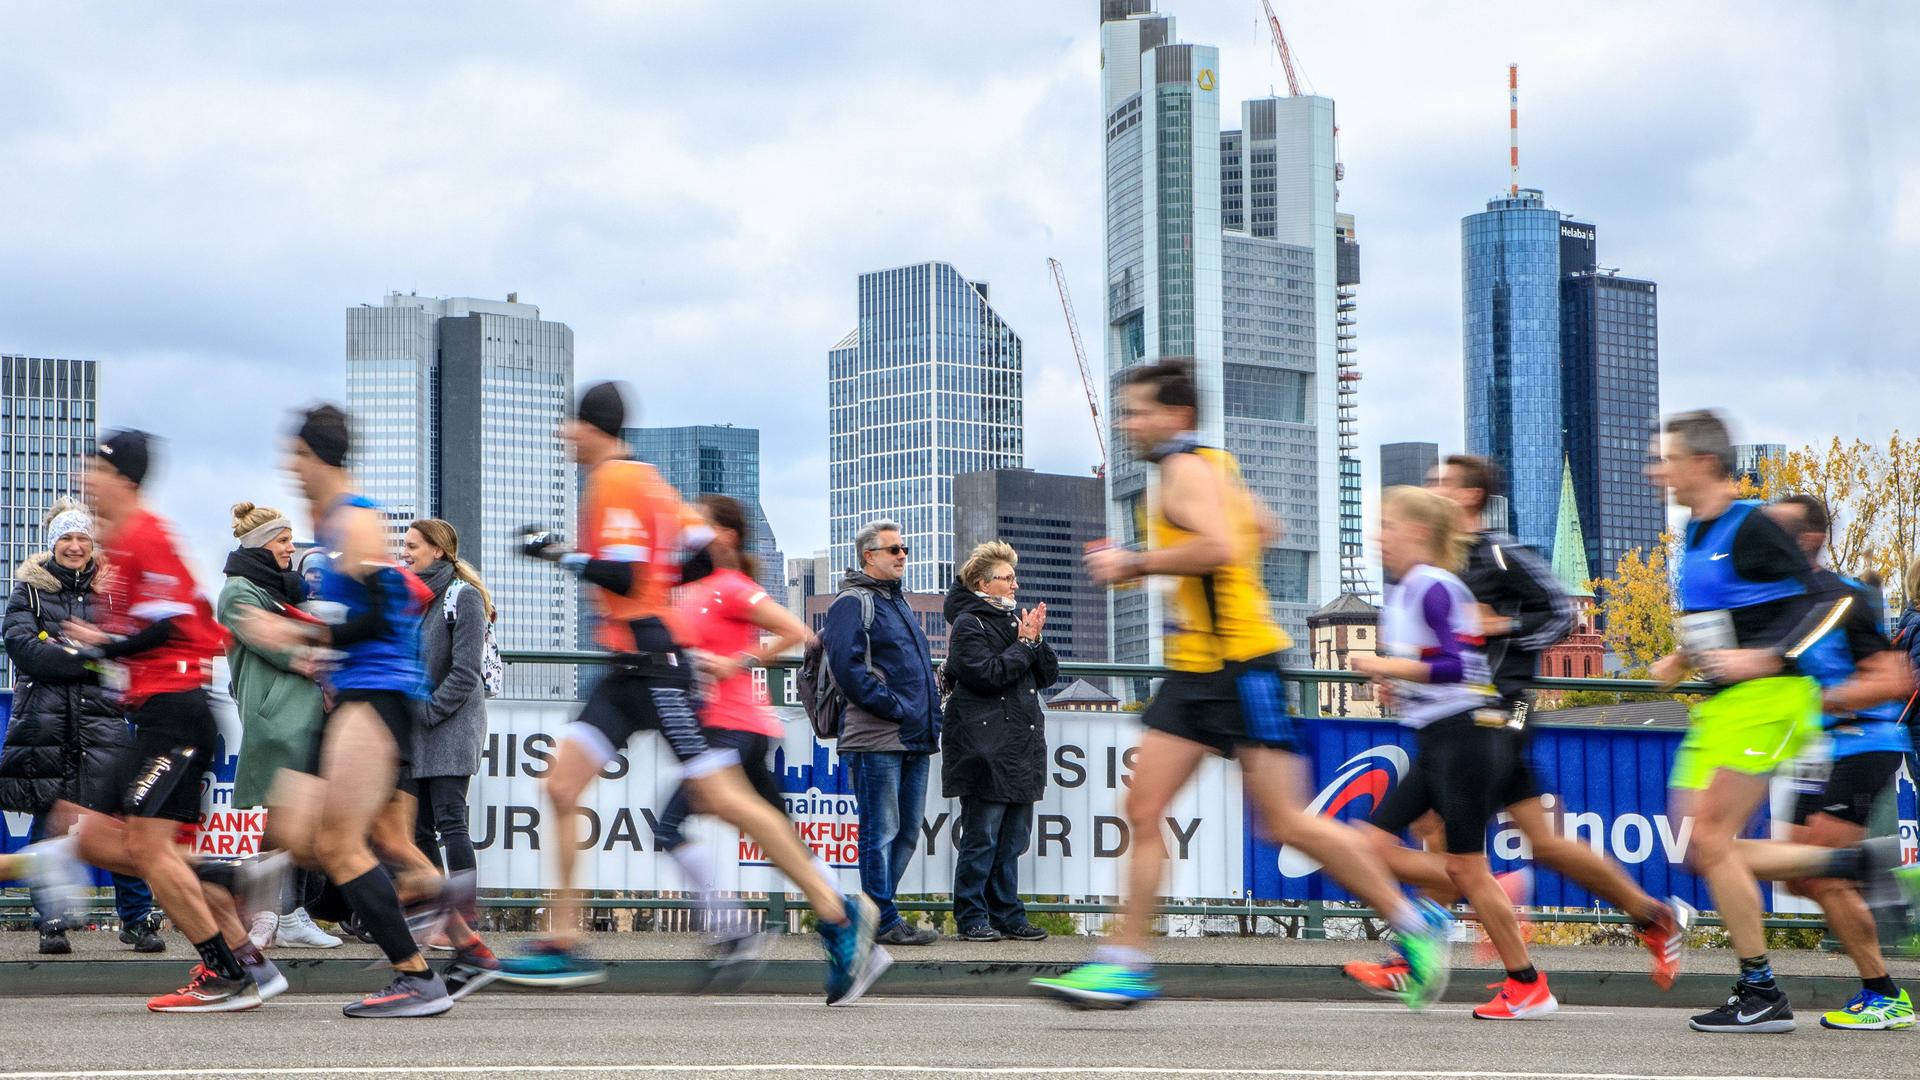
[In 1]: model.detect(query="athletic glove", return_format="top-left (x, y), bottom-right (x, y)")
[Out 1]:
top-left (517, 525), bottom-right (569, 562)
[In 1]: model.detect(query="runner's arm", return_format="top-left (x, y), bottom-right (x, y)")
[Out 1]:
top-left (1138, 453), bottom-right (1233, 577)
top-left (88, 615), bottom-right (179, 659)
top-left (1498, 541), bottom-right (1576, 650)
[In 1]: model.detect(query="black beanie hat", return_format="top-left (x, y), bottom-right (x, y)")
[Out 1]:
top-left (90, 429), bottom-right (153, 487)
top-left (575, 381), bottom-right (627, 439)
top-left (295, 404), bottom-right (351, 468)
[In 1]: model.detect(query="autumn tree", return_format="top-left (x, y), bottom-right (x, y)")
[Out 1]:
top-left (1586, 531), bottom-right (1678, 679)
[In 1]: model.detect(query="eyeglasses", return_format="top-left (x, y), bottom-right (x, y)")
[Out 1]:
top-left (988, 573), bottom-right (1017, 584)
top-left (869, 544), bottom-right (910, 556)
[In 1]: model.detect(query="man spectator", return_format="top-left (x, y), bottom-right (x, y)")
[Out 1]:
top-left (824, 519), bottom-right (940, 946)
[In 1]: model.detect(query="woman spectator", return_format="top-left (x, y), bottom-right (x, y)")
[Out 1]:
top-left (1894, 557), bottom-right (1920, 762)
top-left (940, 540), bottom-right (1057, 942)
top-left (400, 518), bottom-right (492, 887)
top-left (1, 497), bottom-right (162, 954)
top-left (216, 501), bottom-right (341, 949)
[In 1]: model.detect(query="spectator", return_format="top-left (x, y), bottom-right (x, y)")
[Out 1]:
top-left (0, 497), bottom-right (162, 954)
top-left (216, 501), bottom-right (341, 949)
top-left (1894, 557), bottom-right (1920, 759)
top-left (824, 518), bottom-right (940, 946)
top-left (941, 540), bottom-right (1056, 942)
top-left (400, 518), bottom-right (491, 891)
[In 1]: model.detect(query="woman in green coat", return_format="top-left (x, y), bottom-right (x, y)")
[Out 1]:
top-left (216, 502), bottom-right (340, 949)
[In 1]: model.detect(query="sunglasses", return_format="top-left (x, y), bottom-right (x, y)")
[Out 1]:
top-left (870, 544), bottom-right (910, 556)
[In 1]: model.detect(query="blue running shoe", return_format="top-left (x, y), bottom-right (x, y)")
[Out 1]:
top-left (495, 939), bottom-right (607, 989)
top-left (1030, 962), bottom-right (1161, 1009)
top-left (821, 893), bottom-right (888, 1006)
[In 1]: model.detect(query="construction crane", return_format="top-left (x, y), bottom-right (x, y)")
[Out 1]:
top-left (1261, 0), bottom-right (1302, 97)
top-left (1045, 257), bottom-right (1107, 477)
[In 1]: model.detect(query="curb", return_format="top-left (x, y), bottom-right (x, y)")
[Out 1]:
top-left (0, 958), bottom-right (1873, 1010)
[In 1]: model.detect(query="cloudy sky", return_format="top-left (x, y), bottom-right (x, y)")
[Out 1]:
top-left (2, 1), bottom-right (1914, 586)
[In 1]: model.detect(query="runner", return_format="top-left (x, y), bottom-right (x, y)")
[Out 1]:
top-left (1646, 409), bottom-right (1916, 1034)
top-left (1031, 360), bottom-right (1450, 1010)
top-left (239, 404), bottom-right (453, 1018)
top-left (1761, 494), bottom-right (1914, 1030)
top-left (1347, 457), bottom-right (1691, 997)
top-left (497, 381), bottom-right (886, 1005)
top-left (1347, 485), bottom-right (1554, 1020)
top-left (653, 493), bottom-right (829, 982)
top-left (52, 430), bottom-right (286, 1012)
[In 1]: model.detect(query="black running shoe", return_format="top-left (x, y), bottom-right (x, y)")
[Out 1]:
top-left (120, 914), bottom-right (166, 953)
top-left (998, 922), bottom-right (1050, 942)
top-left (1688, 982), bottom-right (1795, 1034)
top-left (958, 924), bottom-right (1003, 942)
top-left (442, 941), bottom-right (502, 1001)
top-left (39, 922), bottom-right (71, 955)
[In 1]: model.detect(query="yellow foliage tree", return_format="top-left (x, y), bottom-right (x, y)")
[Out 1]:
top-left (1586, 532), bottom-right (1677, 679)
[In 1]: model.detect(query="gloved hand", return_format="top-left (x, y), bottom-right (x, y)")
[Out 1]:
top-left (518, 525), bottom-right (568, 562)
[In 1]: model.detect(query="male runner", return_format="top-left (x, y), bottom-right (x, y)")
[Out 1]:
top-left (56, 430), bottom-right (286, 1011)
top-left (1647, 409), bottom-right (1915, 1033)
top-left (1031, 360), bottom-right (1449, 1010)
top-left (1347, 457), bottom-right (1691, 997)
top-left (498, 381), bottom-right (885, 1005)
top-left (1762, 494), bottom-right (1914, 1030)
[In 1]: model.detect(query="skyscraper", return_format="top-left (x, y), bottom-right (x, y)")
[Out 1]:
top-left (1, 355), bottom-right (97, 691)
top-left (346, 292), bottom-right (575, 699)
top-left (953, 469), bottom-right (1109, 679)
top-left (827, 262), bottom-right (1022, 594)
top-left (1561, 268), bottom-right (1661, 575)
top-left (623, 424), bottom-right (786, 606)
top-left (1380, 442), bottom-right (1439, 491)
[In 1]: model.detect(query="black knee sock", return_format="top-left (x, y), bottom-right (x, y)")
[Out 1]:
top-left (194, 935), bottom-right (245, 980)
top-left (1865, 975), bottom-right (1899, 998)
top-left (1507, 965), bottom-right (1539, 984)
top-left (337, 866), bottom-right (418, 966)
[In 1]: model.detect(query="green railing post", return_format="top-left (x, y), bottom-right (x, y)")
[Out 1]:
top-left (1303, 899), bottom-right (1326, 940)
top-left (765, 889), bottom-right (789, 935)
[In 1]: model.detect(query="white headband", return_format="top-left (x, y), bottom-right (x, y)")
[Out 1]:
top-left (45, 509), bottom-right (93, 551)
top-left (239, 517), bottom-right (293, 549)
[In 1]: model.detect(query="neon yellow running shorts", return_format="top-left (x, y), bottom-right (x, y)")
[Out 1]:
top-left (1670, 675), bottom-right (1821, 791)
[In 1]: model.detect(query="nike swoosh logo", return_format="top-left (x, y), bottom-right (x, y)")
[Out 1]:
top-left (1736, 1008), bottom-right (1774, 1023)
top-left (1711, 553), bottom-right (1732, 561)
top-left (1743, 748), bottom-right (1768, 756)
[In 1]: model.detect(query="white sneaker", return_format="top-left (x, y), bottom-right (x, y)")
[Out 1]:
top-left (248, 910), bottom-right (280, 951)
top-left (275, 907), bottom-right (344, 949)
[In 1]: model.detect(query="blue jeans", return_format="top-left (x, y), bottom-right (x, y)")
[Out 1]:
top-left (953, 798), bottom-right (1031, 931)
top-left (30, 811), bottom-right (153, 928)
top-left (845, 751), bottom-right (930, 933)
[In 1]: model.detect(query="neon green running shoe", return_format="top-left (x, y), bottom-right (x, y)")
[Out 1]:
top-left (1030, 962), bottom-right (1160, 1010)
top-left (1394, 899), bottom-right (1453, 1010)
top-left (1820, 988), bottom-right (1915, 1031)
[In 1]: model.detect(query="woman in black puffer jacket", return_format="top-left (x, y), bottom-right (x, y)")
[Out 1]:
top-left (940, 540), bottom-right (1058, 943)
top-left (0, 498), bottom-right (162, 953)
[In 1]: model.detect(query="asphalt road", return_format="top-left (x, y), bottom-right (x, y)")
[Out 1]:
top-left (0, 993), bottom-right (1909, 1080)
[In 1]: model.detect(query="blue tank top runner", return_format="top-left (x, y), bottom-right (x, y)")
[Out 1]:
top-left (316, 493), bottom-right (428, 698)
top-left (1796, 574), bottom-right (1908, 757)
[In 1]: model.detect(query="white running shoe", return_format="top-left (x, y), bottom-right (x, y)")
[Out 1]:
top-left (275, 907), bottom-right (344, 949)
top-left (248, 910), bottom-right (281, 951)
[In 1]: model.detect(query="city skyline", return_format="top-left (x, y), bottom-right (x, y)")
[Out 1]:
top-left (0, 3), bottom-right (1911, 588)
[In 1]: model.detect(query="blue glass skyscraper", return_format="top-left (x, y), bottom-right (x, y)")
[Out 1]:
top-left (623, 424), bottom-right (786, 606)
top-left (1463, 189), bottom-right (1565, 552)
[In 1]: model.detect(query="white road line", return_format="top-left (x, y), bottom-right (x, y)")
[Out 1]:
top-left (0, 1060), bottom-right (1889, 1068)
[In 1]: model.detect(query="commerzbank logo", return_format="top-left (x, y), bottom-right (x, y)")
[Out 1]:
top-left (1197, 69), bottom-right (1216, 91)
top-left (1276, 746), bottom-right (1409, 878)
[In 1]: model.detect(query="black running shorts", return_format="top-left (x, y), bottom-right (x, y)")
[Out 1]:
top-left (331, 689), bottom-right (421, 770)
top-left (110, 689), bottom-right (220, 825)
top-left (572, 655), bottom-right (712, 765)
top-left (1792, 751), bottom-right (1904, 828)
top-left (1493, 696), bottom-right (1544, 807)
top-left (1140, 655), bottom-right (1301, 757)
top-left (1371, 710), bottom-right (1520, 855)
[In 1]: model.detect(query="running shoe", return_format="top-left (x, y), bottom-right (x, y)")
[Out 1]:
top-left (1820, 988), bottom-right (1914, 1031)
top-left (495, 939), bottom-right (608, 989)
top-left (821, 893), bottom-right (885, 1006)
top-left (704, 928), bottom-right (771, 993)
top-left (1472, 974), bottom-right (1559, 1020)
top-left (241, 950), bottom-right (289, 1003)
top-left (120, 913), bottom-right (166, 953)
top-left (342, 971), bottom-right (455, 1018)
top-left (38, 921), bottom-right (72, 955)
top-left (1031, 962), bottom-right (1161, 1009)
top-left (275, 908), bottom-right (344, 949)
top-left (1688, 982), bottom-right (1795, 1034)
top-left (1394, 899), bottom-right (1453, 1010)
top-left (442, 939), bottom-right (502, 1001)
top-left (998, 922), bottom-right (1050, 942)
top-left (1636, 897), bottom-right (1694, 991)
top-left (247, 910), bottom-right (280, 951)
top-left (21, 836), bottom-right (86, 928)
top-left (147, 964), bottom-right (261, 1013)
top-left (1341, 957), bottom-right (1411, 999)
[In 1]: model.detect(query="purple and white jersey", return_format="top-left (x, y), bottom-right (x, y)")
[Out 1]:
top-left (1380, 563), bottom-right (1497, 728)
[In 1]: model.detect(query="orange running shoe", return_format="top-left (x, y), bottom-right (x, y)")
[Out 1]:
top-left (1342, 957), bottom-right (1413, 999)
top-left (1472, 974), bottom-right (1558, 1020)
top-left (1635, 897), bottom-right (1694, 990)
top-left (147, 964), bottom-right (260, 1013)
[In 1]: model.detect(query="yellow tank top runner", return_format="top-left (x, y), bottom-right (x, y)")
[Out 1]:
top-left (1148, 446), bottom-right (1290, 672)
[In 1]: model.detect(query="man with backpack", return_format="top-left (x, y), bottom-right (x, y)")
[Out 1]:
top-left (821, 519), bottom-right (941, 946)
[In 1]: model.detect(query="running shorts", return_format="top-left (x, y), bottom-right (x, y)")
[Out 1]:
top-left (1670, 676), bottom-right (1821, 792)
top-left (1493, 694), bottom-right (1544, 807)
top-left (1140, 655), bottom-right (1300, 756)
top-left (1792, 751), bottom-right (1904, 828)
top-left (570, 654), bottom-right (714, 766)
top-left (1371, 710), bottom-right (1520, 855)
top-left (110, 689), bottom-right (220, 824)
top-left (331, 689), bottom-right (422, 770)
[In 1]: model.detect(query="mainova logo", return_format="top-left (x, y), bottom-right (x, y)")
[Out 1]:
top-left (1277, 746), bottom-right (1409, 878)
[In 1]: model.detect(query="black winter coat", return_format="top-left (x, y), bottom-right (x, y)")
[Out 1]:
top-left (939, 580), bottom-right (1058, 804)
top-left (0, 553), bottom-right (133, 814)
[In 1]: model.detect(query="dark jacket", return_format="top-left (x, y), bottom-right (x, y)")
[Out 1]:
top-left (412, 559), bottom-right (489, 779)
top-left (939, 581), bottom-right (1057, 803)
top-left (1892, 606), bottom-right (1920, 725)
top-left (1460, 531), bottom-right (1576, 699)
top-left (825, 570), bottom-right (939, 752)
top-left (1, 553), bottom-right (133, 813)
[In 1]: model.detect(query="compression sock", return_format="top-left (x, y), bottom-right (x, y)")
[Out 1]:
top-left (337, 866), bottom-right (420, 966)
top-left (194, 935), bottom-right (246, 981)
top-left (1738, 954), bottom-right (1777, 991)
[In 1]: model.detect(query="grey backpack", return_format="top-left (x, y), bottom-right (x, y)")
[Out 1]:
top-left (796, 589), bottom-right (874, 740)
